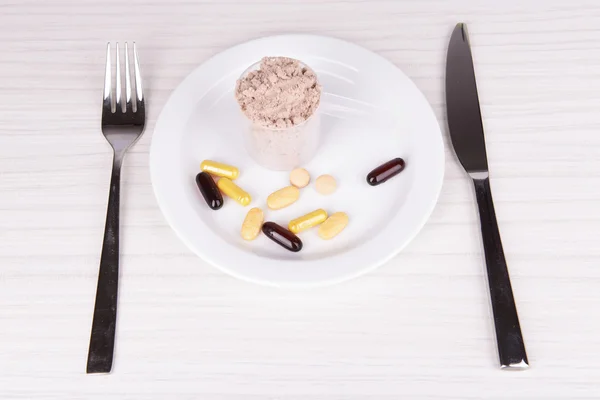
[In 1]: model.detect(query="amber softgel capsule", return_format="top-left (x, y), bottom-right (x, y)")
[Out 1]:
top-left (195, 172), bottom-right (223, 210)
top-left (262, 222), bottom-right (303, 252)
top-left (366, 158), bottom-right (405, 186)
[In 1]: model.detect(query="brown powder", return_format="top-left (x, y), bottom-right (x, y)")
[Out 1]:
top-left (235, 57), bottom-right (322, 129)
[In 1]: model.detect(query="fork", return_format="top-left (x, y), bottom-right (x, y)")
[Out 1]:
top-left (87, 42), bottom-right (146, 374)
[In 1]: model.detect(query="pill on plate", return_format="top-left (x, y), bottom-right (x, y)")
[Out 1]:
top-left (200, 160), bottom-right (240, 180)
top-left (262, 222), bottom-right (303, 252)
top-left (318, 212), bottom-right (349, 240)
top-left (290, 168), bottom-right (310, 188)
top-left (267, 186), bottom-right (300, 210)
top-left (288, 209), bottom-right (328, 234)
top-left (217, 177), bottom-right (251, 206)
top-left (241, 207), bottom-right (264, 241)
top-left (195, 172), bottom-right (224, 210)
top-left (315, 174), bottom-right (337, 195)
top-left (366, 157), bottom-right (405, 186)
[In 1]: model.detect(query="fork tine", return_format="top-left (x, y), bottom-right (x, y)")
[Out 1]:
top-left (124, 42), bottom-right (132, 110)
top-left (115, 43), bottom-right (122, 112)
top-left (133, 42), bottom-right (143, 108)
top-left (103, 43), bottom-right (112, 113)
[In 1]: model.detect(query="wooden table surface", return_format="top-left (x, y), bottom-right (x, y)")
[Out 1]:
top-left (2, 1), bottom-right (599, 398)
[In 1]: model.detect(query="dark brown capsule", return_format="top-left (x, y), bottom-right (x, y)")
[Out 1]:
top-left (366, 157), bottom-right (406, 186)
top-left (262, 222), bottom-right (303, 252)
top-left (195, 172), bottom-right (224, 210)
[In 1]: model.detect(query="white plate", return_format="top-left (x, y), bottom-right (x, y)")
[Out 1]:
top-left (150, 34), bottom-right (444, 287)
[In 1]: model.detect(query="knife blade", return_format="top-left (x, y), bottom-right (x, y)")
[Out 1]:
top-left (446, 23), bottom-right (489, 176)
top-left (445, 23), bottom-right (529, 369)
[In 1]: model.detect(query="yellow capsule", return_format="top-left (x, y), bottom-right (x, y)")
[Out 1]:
top-left (200, 160), bottom-right (239, 180)
top-left (217, 178), bottom-right (251, 206)
top-left (288, 209), bottom-right (328, 234)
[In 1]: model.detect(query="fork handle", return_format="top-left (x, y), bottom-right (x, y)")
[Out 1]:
top-left (473, 177), bottom-right (528, 369)
top-left (87, 154), bottom-right (123, 374)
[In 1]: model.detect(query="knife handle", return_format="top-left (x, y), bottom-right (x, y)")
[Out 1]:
top-left (473, 177), bottom-right (529, 369)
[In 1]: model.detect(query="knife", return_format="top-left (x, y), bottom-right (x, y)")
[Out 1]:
top-left (445, 23), bottom-right (529, 369)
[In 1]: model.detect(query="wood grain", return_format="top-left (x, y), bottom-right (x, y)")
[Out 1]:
top-left (1, 0), bottom-right (600, 398)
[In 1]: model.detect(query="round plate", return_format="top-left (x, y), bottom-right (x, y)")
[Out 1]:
top-left (150, 34), bottom-right (444, 287)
